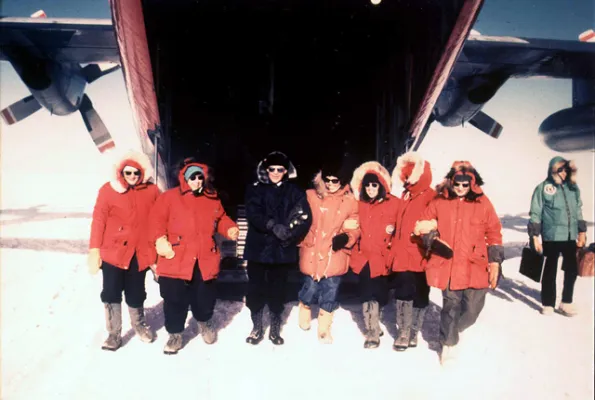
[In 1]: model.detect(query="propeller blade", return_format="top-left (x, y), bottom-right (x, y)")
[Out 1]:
top-left (79, 94), bottom-right (115, 153)
top-left (0, 95), bottom-right (42, 125)
top-left (468, 111), bottom-right (503, 139)
top-left (82, 64), bottom-right (121, 84)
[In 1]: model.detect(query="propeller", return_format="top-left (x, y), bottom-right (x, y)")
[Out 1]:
top-left (78, 94), bottom-right (115, 153)
top-left (0, 95), bottom-right (42, 125)
top-left (468, 111), bottom-right (503, 138)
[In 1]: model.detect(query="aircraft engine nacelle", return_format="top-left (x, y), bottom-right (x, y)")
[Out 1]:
top-left (539, 79), bottom-right (595, 152)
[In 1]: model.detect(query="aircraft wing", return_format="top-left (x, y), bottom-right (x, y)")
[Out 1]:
top-left (457, 34), bottom-right (595, 79)
top-left (0, 17), bottom-right (119, 64)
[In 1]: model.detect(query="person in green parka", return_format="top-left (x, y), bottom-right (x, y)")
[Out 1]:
top-left (528, 156), bottom-right (587, 316)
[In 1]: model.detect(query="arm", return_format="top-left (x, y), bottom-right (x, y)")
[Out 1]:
top-left (527, 184), bottom-right (543, 237)
top-left (414, 198), bottom-right (438, 236)
top-left (285, 190), bottom-right (313, 243)
top-left (483, 197), bottom-right (504, 264)
top-left (149, 192), bottom-right (171, 242)
top-left (215, 200), bottom-right (239, 239)
top-left (89, 186), bottom-right (109, 249)
top-left (576, 187), bottom-right (587, 233)
top-left (341, 200), bottom-right (361, 248)
top-left (245, 184), bottom-right (273, 233)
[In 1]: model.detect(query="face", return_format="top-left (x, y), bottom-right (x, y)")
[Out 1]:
top-left (267, 165), bottom-right (287, 184)
top-left (122, 166), bottom-right (141, 186)
top-left (187, 172), bottom-right (204, 191)
top-left (365, 181), bottom-right (380, 199)
top-left (453, 179), bottom-right (471, 197)
top-left (324, 175), bottom-right (342, 193)
top-left (555, 164), bottom-right (568, 181)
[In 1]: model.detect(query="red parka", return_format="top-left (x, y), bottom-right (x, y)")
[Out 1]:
top-left (418, 161), bottom-right (503, 291)
top-left (149, 162), bottom-right (237, 281)
top-left (89, 151), bottom-right (159, 271)
top-left (299, 172), bottom-right (360, 280)
top-left (349, 161), bottom-right (400, 278)
top-left (390, 152), bottom-right (436, 273)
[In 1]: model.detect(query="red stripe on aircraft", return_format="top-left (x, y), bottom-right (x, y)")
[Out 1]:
top-left (98, 141), bottom-right (115, 152)
top-left (579, 30), bottom-right (595, 42)
top-left (1, 108), bottom-right (16, 125)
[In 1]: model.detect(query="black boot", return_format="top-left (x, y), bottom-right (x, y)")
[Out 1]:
top-left (246, 309), bottom-right (265, 345)
top-left (269, 313), bottom-right (285, 345)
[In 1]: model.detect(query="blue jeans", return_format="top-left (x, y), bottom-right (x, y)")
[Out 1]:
top-left (298, 275), bottom-right (342, 313)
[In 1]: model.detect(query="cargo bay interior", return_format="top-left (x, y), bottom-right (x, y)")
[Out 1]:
top-left (140, 0), bottom-right (473, 210)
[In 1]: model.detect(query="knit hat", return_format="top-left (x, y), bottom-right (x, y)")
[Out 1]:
top-left (184, 165), bottom-right (204, 181)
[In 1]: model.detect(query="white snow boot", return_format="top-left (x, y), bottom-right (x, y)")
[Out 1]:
top-left (558, 302), bottom-right (578, 317)
top-left (163, 333), bottom-right (183, 355)
top-left (102, 303), bottom-right (122, 351)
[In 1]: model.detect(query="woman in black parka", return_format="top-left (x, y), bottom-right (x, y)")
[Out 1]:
top-left (243, 151), bottom-right (312, 345)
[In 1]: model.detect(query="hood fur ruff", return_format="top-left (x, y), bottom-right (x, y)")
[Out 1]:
top-left (549, 157), bottom-right (578, 185)
top-left (435, 160), bottom-right (484, 201)
top-left (256, 151), bottom-right (298, 184)
top-left (110, 150), bottom-right (154, 193)
top-left (313, 171), bottom-right (353, 199)
top-left (350, 161), bottom-right (391, 201)
top-left (392, 152), bottom-right (425, 187)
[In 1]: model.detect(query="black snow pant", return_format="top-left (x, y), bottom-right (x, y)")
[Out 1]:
top-left (245, 261), bottom-right (292, 316)
top-left (392, 271), bottom-right (431, 308)
top-left (100, 254), bottom-right (147, 308)
top-left (358, 264), bottom-right (389, 307)
top-left (159, 263), bottom-right (217, 334)
top-left (440, 286), bottom-right (488, 346)
top-left (541, 241), bottom-right (578, 307)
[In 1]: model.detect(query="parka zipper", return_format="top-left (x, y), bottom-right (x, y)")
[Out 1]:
top-left (560, 185), bottom-right (572, 240)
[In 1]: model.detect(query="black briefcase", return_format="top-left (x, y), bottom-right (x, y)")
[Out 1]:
top-left (519, 247), bottom-right (544, 283)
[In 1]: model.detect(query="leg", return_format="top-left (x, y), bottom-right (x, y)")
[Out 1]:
top-left (358, 264), bottom-right (375, 346)
top-left (458, 288), bottom-right (488, 333)
top-left (189, 264), bottom-right (219, 344)
top-left (318, 276), bottom-right (342, 344)
top-left (560, 241), bottom-right (579, 316)
top-left (100, 262), bottom-right (125, 351)
top-left (440, 286), bottom-right (463, 347)
top-left (297, 274), bottom-right (319, 332)
top-left (245, 262), bottom-right (267, 345)
top-left (267, 263), bottom-right (291, 345)
top-left (410, 272), bottom-right (430, 348)
top-left (393, 272), bottom-right (415, 351)
top-left (159, 276), bottom-right (189, 354)
top-left (541, 242), bottom-right (561, 310)
top-left (123, 255), bottom-right (154, 343)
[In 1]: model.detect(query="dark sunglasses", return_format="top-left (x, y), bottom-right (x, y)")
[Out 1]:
top-left (454, 182), bottom-right (470, 188)
top-left (189, 173), bottom-right (204, 181)
top-left (123, 170), bottom-right (141, 177)
top-left (556, 167), bottom-right (567, 174)
top-left (365, 182), bottom-right (379, 188)
top-left (267, 167), bottom-right (286, 173)
top-left (324, 178), bottom-right (340, 184)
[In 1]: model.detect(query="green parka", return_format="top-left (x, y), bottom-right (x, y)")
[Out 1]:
top-left (528, 156), bottom-right (586, 242)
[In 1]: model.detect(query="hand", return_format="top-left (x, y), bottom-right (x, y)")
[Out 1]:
top-left (155, 236), bottom-right (175, 259)
top-left (272, 224), bottom-right (291, 241)
top-left (414, 219), bottom-right (437, 236)
top-left (577, 232), bottom-right (586, 248)
top-left (332, 233), bottom-right (350, 251)
top-left (532, 236), bottom-right (543, 254)
top-left (488, 262), bottom-right (500, 289)
top-left (342, 219), bottom-right (359, 230)
top-left (266, 219), bottom-right (276, 231)
top-left (149, 264), bottom-right (159, 282)
top-left (228, 227), bottom-right (240, 241)
top-left (87, 248), bottom-right (102, 275)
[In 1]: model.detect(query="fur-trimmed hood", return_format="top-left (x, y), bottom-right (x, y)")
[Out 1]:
top-left (548, 156), bottom-right (578, 185)
top-left (350, 161), bottom-right (391, 201)
top-left (392, 152), bottom-right (432, 195)
top-left (177, 158), bottom-right (217, 198)
top-left (435, 160), bottom-right (484, 200)
top-left (313, 171), bottom-right (353, 199)
top-left (256, 151), bottom-right (298, 184)
top-left (110, 150), bottom-right (154, 193)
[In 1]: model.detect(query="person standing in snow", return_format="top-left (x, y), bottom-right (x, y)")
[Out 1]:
top-left (389, 152), bottom-right (435, 352)
top-left (414, 161), bottom-right (503, 365)
top-left (88, 150), bottom-right (160, 351)
top-left (297, 162), bottom-right (360, 344)
top-left (349, 161), bottom-right (399, 349)
top-left (243, 151), bottom-right (312, 345)
top-left (528, 156), bottom-right (587, 317)
top-left (149, 158), bottom-right (239, 354)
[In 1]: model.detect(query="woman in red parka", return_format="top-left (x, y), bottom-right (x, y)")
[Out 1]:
top-left (389, 152), bottom-right (435, 352)
top-left (88, 150), bottom-right (159, 351)
top-left (149, 158), bottom-right (239, 355)
top-left (349, 161), bottom-right (399, 349)
top-left (414, 161), bottom-right (503, 365)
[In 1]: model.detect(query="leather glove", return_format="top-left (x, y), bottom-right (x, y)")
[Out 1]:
top-left (332, 233), bottom-right (350, 251)
top-left (488, 262), bottom-right (500, 289)
top-left (272, 224), bottom-right (291, 241)
top-left (420, 231), bottom-right (453, 259)
top-left (577, 232), bottom-right (586, 248)
top-left (228, 227), bottom-right (240, 241)
top-left (87, 248), bottom-right (102, 275)
top-left (155, 236), bottom-right (175, 259)
top-left (266, 219), bottom-right (276, 231)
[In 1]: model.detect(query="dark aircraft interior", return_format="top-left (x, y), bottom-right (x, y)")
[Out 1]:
top-left (140, 0), bottom-right (475, 211)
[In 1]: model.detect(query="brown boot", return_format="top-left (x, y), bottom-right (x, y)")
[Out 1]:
top-left (129, 307), bottom-right (156, 343)
top-left (101, 303), bottom-right (122, 351)
top-left (198, 319), bottom-right (218, 344)
top-left (298, 302), bottom-right (312, 331)
top-left (317, 309), bottom-right (334, 344)
top-left (163, 333), bottom-right (183, 355)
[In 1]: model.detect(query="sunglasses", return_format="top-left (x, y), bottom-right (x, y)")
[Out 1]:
top-left (556, 167), bottom-right (567, 174)
top-left (123, 170), bottom-right (140, 177)
top-left (365, 182), bottom-right (379, 188)
top-left (189, 173), bottom-right (204, 181)
top-left (324, 178), bottom-right (340, 184)
top-left (454, 182), bottom-right (470, 188)
top-left (267, 167), bottom-right (286, 173)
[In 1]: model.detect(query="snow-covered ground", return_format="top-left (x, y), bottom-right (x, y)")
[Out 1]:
top-left (1, 76), bottom-right (594, 399)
